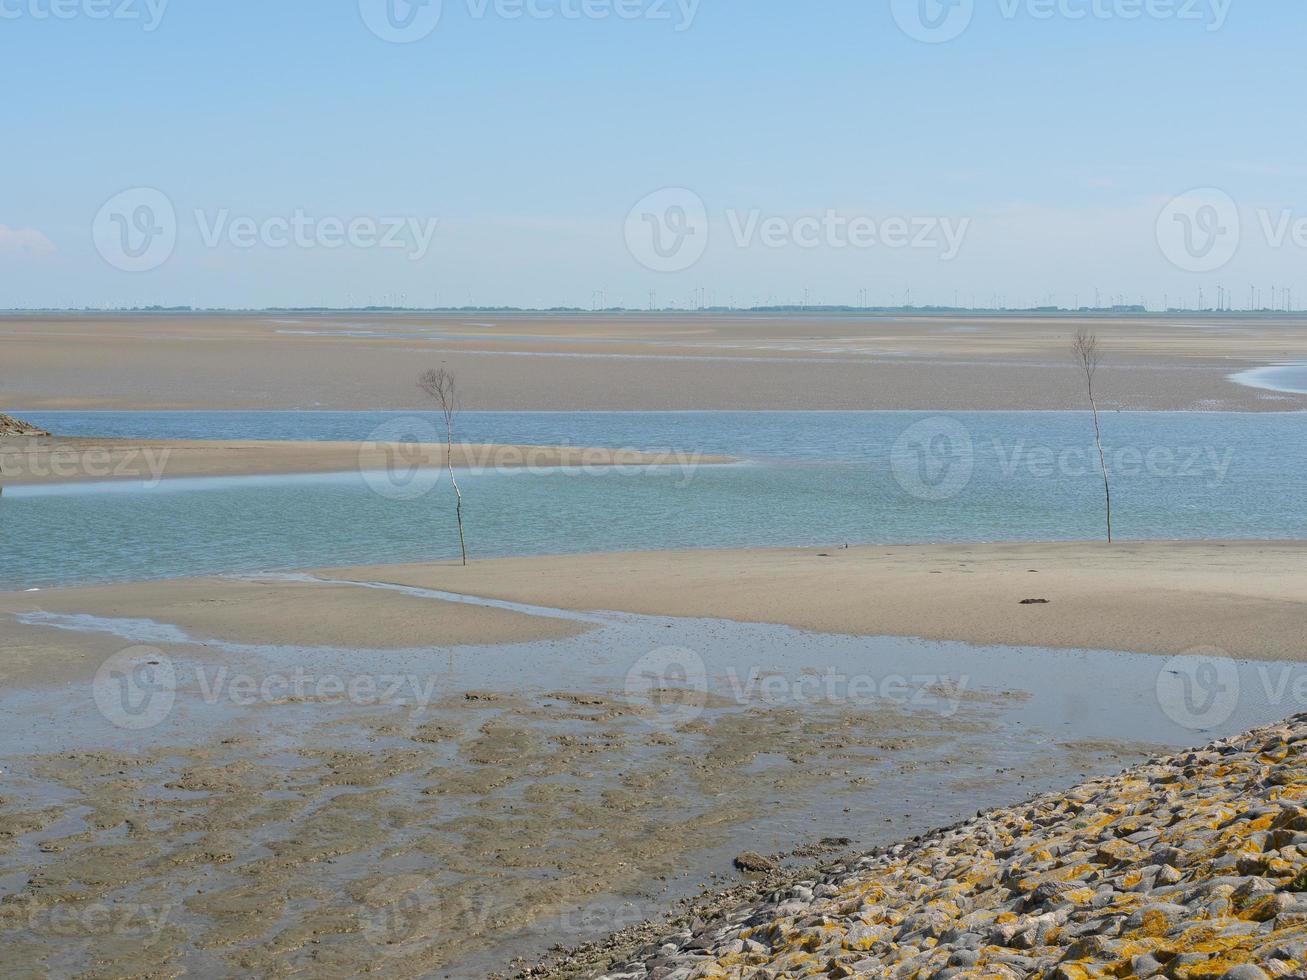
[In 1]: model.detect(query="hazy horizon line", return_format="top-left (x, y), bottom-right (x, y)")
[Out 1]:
top-left (5, 305), bottom-right (1306, 317)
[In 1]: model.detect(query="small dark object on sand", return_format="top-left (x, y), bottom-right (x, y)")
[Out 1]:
top-left (1020, 598), bottom-right (1051, 605)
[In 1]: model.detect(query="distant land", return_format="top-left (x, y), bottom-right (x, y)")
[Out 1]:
top-left (12, 304), bottom-right (1307, 317)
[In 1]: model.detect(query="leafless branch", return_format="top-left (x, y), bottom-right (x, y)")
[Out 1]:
top-left (1072, 328), bottom-right (1101, 390)
top-left (418, 367), bottom-right (468, 566)
top-left (1072, 329), bottom-right (1112, 543)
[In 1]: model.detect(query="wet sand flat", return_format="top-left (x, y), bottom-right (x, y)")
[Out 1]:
top-left (314, 540), bottom-right (1307, 662)
top-left (4, 541), bottom-right (1304, 678)
top-left (0, 437), bottom-right (728, 486)
top-left (0, 576), bottom-right (588, 688)
top-left (4, 312), bottom-right (1307, 411)
top-left (2, 571), bottom-right (1281, 978)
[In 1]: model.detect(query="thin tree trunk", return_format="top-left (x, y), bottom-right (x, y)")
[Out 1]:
top-left (445, 423), bottom-right (467, 565)
top-left (1087, 380), bottom-right (1112, 543)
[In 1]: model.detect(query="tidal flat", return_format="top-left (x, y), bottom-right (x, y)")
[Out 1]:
top-left (1, 576), bottom-right (1293, 977)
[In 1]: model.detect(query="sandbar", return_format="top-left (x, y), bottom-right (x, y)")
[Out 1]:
top-left (0, 436), bottom-right (729, 486)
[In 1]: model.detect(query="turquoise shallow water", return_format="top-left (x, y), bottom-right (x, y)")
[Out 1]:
top-left (1230, 363), bottom-right (1307, 395)
top-left (2, 411), bottom-right (1306, 589)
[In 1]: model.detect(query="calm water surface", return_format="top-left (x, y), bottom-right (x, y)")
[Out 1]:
top-left (1230, 363), bottom-right (1307, 395)
top-left (3, 411), bottom-right (1305, 589)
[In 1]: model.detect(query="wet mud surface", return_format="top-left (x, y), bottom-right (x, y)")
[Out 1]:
top-left (2, 580), bottom-right (1271, 978)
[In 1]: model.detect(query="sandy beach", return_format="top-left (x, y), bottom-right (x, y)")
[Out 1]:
top-left (312, 540), bottom-right (1307, 662)
top-left (0, 575), bottom-right (588, 689)
top-left (0, 436), bottom-right (728, 486)
top-left (3, 541), bottom-right (1304, 688)
top-left (3, 312), bottom-right (1306, 412)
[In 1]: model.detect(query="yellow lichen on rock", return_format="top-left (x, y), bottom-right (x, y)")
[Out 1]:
top-left (595, 716), bottom-right (1307, 980)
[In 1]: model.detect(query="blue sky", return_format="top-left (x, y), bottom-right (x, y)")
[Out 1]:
top-left (2, 0), bottom-right (1305, 309)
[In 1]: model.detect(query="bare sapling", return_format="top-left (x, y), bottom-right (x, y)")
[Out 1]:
top-left (1072, 328), bottom-right (1112, 543)
top-left (418, 367), bottom-right (468, 566)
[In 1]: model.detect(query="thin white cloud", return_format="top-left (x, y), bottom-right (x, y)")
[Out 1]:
top-left (0, 225), bottom-right (57, 259)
